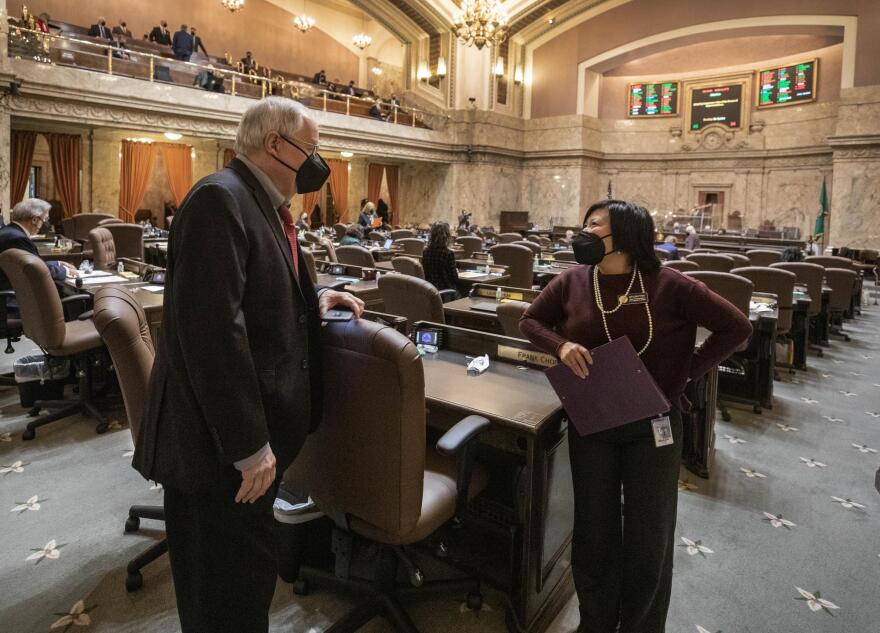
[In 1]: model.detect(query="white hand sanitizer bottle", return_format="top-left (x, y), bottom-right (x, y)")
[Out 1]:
top-left (495, 286), bottom-right (503, 302)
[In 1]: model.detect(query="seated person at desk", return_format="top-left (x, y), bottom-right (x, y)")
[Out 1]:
top-left (520, 199), bottom-right (750, 633)
top-left (0, 199), bottom-right (78, 312)
top-left (656, 235), bottom-right (679, 260)
top-left (339, 224), bottom-right (363, 246)
top-left (422, 221), bottom-right (459, 295)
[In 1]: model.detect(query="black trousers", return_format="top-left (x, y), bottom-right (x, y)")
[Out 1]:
top-left (569, 410), bottom-right (683, 633)
top-left (163, 474), bottom-right (280, 633)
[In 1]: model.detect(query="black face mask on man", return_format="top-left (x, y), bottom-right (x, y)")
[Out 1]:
top-left (271, 134), bottom-right (331, 193)
top-left (571, 231), bottom-right (613, 266)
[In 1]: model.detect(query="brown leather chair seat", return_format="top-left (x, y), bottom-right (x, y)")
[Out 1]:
top-left (805, 255), bottom-right (854, 270)
top-left (455, 236), bottom-right (483, 258)
top-left (391, 256), bottom-right (425, 279)
top-left (663, 260), bottom-right (699, 272)
top-left (731, 266), bottom-right (796, 335)
top-left (496, 300), bottom-right (529, 338)
top-left (489, 244), bottom-right (533, 289)
top-left (770, 262), bottom-right (824, 317)
top-left (746, 249), bottom-right (782, 267)
top-left (513, 240), bottom-right (541, 255)
top-left (726, 253), bottom-right (750, 267)
top-left (686, 253), bottom-right (736, 273)
top-left (105, 224), bottom-right (146, 261)
top-left (89, 227), bottom-right (117, 269)
top-left (336, 245), bottom-right (376, 268)
top-left (552, 250), bottom-right (576, 262)
top-left (397, 238), bottom-right (426, 256)
top-left (390, 229), bottom-right (416, 241)
top-left (378, 273), bottom-right (445, 331)
top-left (496, 232), bottom-right (521, 244)
top-left (685, 271), bottom-right (753, 318)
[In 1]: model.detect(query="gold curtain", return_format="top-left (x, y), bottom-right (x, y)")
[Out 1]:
top-left (159, 143), bottom-right (193, 207)
top-left (119, 140), bottom-right (156, 223)
top-left (367, 163), bottom-right (384, 211)
top-left (10, 130), bottom-right (37, 205)
top-left (223, 148), bottom-right (236, 166)
top-left (384, 165), bottom-right (400, 226)
top-left (327, 159), bottom-right (349, 224)
top-left (301, 190), bottom-right (321, 220)
top-left (44, 133), bottom-right (82, 218)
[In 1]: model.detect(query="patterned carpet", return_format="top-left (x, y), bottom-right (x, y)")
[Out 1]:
top-left (1, 288), bottom-right (878, 633)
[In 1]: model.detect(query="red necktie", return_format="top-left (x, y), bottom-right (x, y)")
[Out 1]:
top-left (276, 203), bottom-right (300, 277)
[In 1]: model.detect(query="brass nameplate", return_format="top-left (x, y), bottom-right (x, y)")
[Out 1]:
top-left (497, 345), bottom-right (557, 368)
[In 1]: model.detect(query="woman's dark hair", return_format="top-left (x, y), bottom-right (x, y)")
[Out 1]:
top-left (345, 224), bottom-right (363, 239)
top-left (582, 199), bottom-right (661, 273)
top-left (376, 198), bottom-right (389, 217)
top-left (781, 246), bottom-right (802, 262)
top-left (427, 221), bottom-right (451, 251)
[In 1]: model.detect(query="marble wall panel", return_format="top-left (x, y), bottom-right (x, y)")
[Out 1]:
top-left (521, 165), bottom-right (582, 227)
top-left (399, 162), bottom-right (454, 227)
top-left (830, 155), bottom-right (880, 248)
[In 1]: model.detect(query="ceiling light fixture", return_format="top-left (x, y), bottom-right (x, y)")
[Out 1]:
top-left (164, 132), bottom-right (183, 141)
top-left (352, 13), bottom-right (371, 50)
top-left (293, 0), bottom-right (315, 33)
top-left (453, 0), bottom-right (509, 50)
top-left (341, 151), bottom-right (354, 158)
top-left (220, 0), bottom-right (245, 13)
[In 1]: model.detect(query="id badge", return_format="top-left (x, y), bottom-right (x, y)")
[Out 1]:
top-left (651, 416), bottom-right (673, 448)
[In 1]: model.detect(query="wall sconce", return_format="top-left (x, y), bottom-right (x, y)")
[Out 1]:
top-left (494, 56), bottom-right (504, 77)
top-left (436, 56), bottom-right (447, 79)
top-left (417, 60), bottom-right (430, 81)
top-left (514, 65), bottom-right (523, 85)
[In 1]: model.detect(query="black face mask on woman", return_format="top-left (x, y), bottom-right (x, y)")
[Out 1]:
top-left (272, 134), bottom-right (331, 193)
top-left (571, 231), bottom-right (613, 265)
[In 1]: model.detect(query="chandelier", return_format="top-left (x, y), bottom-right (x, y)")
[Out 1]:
top-left (352, 33), bottom-right (372, 50)
top-left (294, 14), bottom-right (315, 32)
top-left (221, 0), bottom-right (245, 13)
top-left (453, 0), bottom-right (509, 50)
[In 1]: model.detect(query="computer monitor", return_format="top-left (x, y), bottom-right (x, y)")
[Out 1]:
top-left (383, 238), bottom-right (393, 249)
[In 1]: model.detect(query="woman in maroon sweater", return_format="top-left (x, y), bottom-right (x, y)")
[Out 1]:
top-left (520, 200), bottom-right (751, 633)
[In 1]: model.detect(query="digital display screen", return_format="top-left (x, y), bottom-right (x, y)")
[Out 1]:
top-left (690, 84), bottom-right (743, 131)
top-left (628, 82), bottom-right (679, 117)
top-left (758, 60), bottom-right (817, 108)
top-left (416, 330), bottom-right (438, 346)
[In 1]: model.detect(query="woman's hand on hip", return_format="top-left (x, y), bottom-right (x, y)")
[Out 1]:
top-left (558, 342), bottom-right (592, 379)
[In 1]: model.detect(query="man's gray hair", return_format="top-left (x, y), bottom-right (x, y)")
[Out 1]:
top-left (665, 235), bottom-right (676, 244)
top-left (11, 198), bottom-right (51, 222)
top-left (235, 97), bottom-right (310, 156)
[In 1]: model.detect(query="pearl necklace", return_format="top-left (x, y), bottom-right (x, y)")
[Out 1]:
top-left (592, 263), bottom-right (654, 356)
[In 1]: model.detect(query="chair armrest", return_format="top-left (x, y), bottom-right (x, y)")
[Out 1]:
top-left (439, 289), bottom-right (458, 304)
top-left (77, 310), bottom-right (94, 321)
top-left (436, 415), bottom-right (491, 521)
top-left (0, 291), bottom-right (15, 298)
top-left (60, 294), bottom-right (93, 321)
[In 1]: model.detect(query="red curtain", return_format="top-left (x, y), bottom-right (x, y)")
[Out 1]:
top-left (45, 133), bottom-right (82, 218)
top-left (327, 159), bottom-right (349, 224)
top-left (10, 130), bottom-right (37, 205)
top-left (367, 163), bottom-right (384, 211)
top-left (158, 143), bottom-right (193, 207)
top-left (384, 165), bottom-right (400, 226)
top-left (301, 190), bottom-right (321, 221)
top-left (119, 140), bottom-right (157, 223)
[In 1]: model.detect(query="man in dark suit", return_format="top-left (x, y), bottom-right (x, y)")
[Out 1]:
top-left (0, 199), bottom-right (77, 312)
top-left (342, 80), bottom-right (356, 96)
top-left (135, 97), bottom-right (363, 633)
top-left (149, 20), bottom-right (171, 46)
top-left (87, 16), bottom-right (111, 40)
top-left (240, 51), bottom-right (254, 72)
top-left (171, 24), bottom-right (194, 61)
top-left (111, 20), bottom-right (132, 38)
top-left (190, 26), bottom-right (207, 56)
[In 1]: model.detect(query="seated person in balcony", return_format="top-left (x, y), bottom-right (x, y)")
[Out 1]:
top-left (191, 27), bottom-right (208, 56)
top-left (656, 235), bottom-right (679, 260)
top-left (422, 222), bottom-right (460, 296)
top-left (172, 24), bottom-right (194, 61)
top-left (368, 100), bottom-right (387, 121)
top-left (339, 225), bottom-right (364, 246)
top-left (194, 65), bottom-right (223, 92)
top-left (111, 33), bottom-right (130, 60)
top-left (312, 69), bottom-right (326, 84)
top-left (390, 94), bottom-right (400, 107)
top-left (241, 51), bottom-right (255, 72)
top-left (342, 80), bottom-right (356, 97)
top-left (0, 199), bottom-right (78, 313)
top-left (149, 20), bottom-right (172, 46)
top-left (88, 16), bottom-right (112, 40)
top-left (112, 20), bottom-right (132, 38)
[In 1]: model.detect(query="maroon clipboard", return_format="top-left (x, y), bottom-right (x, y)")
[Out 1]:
top-left (545, 336), bottom-right (670, 436)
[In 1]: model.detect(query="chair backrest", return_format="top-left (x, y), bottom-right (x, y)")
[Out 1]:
top-left (496, 300), bottom-right (529, 338)
top-left (391, 256), bottom-right (425, 279)
top-left (97, 217), bottom-right (123, 226)
top-left (336, 245), bottom-right (376, 268)
top-left (677, 248), bottom-right (693, 258)
top-left (304, 231), bottom-right (322, 244)
top-left (300, 248), bottom-right (318, 284)
top-left (72, 213), bottom-right (116, 241)
top-left (513, 240), bottom-right (541, 255)
top-left (654, 247), bottom-right (671, 261)
top-left (490, 244), bottom-right (533, 289)
top-left (104, 224), bottom-right (145, 261)
top-left (397, 238), bottom-right (425, 256)
top-left (805, 255), bottom-right (853, 270)
top-left (89, 228), bottom-right (117, 269)
top-left (60, 217), bottom-right (75, 238)
top-left (726, 253), bottom-right (750, 267)
top-left (0, 250), bottom-right (66, 350)
top-left (456, 228), bottom-right (469, 237)
top-left (92, 287), bottom-right (155, 436)
top-left (663, 259), bottom-right (699, 272)
top-left (455, 236), bottom-right (483, 258)
top-left (497, 232), bottom-right (521, 244)
top-left (685, 271), bottom-right (753, 317)
top-left (526, 235), bottom-right (542, 245)
top-left (692, 248), bottom-right (718, 254)
top-left (390, 229), bottom-right (416, 241)
top-left (823, 268), bottom-right (858, 312)
top-left (320, 237), bottom-right (338, 263)
top-left (552, 250), bottom-right (576, 262)
top-left (537, 236), bottom-right (551, 247)
top-left (731, 266), bottom-right (796, 334)
top-left (282, 319), bottom-right (427, 537)
top-left (770, 262), bottom-right (825, 316)
top-left (686, 253), bottom-right (736, 273)
top-left (333, 223), bottom-right (347, 241)
top-left (377, 274), bottom-right (444, 330)
top-left (367, 230), bottom-right (385, 243)
top-left (746, 249), bottom-right (782, 267)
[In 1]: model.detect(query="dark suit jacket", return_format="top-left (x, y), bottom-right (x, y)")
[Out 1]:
top-left (149, 26), bottom-right (172, 46)
top-left (0, 224), bottom-right (66, 297)
top-left (88, 23), bottom-right (112, 39)
top-left (193, 35), bottom-right (207, 55)
top-left (134, 159), bottom-right (324, 491)
top-left (172, 30), bottom-right (194, 56)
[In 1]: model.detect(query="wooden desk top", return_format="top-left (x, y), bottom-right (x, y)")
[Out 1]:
top-left (315, 272), bottom-right (379, 295)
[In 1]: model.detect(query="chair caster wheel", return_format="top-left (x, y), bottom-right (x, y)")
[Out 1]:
top-left (95, 422), bottom-right (109, 434)
top-left (27, 407), bottom-right (40, 417)
top-left (125, 571), bottom-right (143, 592)
top-left (409, 568), bottom-right (424, 587)
top-left (124, 516), bottom-right (140, 533)
top-left (721, 411), bottom-right (732, 422)
top-left (22, 428), bottom-right (35, 441)
top-left (466, 591), bottom-right (483, 611)
top-left (292, 579), bottom-right (310, 595)
top-left (753, 406), bottom-right (762, 414)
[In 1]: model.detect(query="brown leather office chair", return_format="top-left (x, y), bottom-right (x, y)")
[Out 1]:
top-left (496, 300), bottom-right (529, 338)
top-left (456, 228), bottom-right (469, 237)
top-left (687, 253), bottom-right (736, 273)
top-left (692, 248), bottom-right (718, 254)
top-left (537, 236), bottom-right (552, 247)
top-left (60, 216), bottom-right (75, 238)
top-left (391, 256), bottom-right (425, 279)
top-left (91, 287), bottom-right (166, 592)
top-left (97, 217), bottom-right (124, 226)
top-left (513, 240), bottom-right (541, 255)
top-left (301, 248), bottom-right (319, 284)
top-left (496, 232), bottom-right (521, 244)
top-left (368, 230), bottom-right (386, 243)
top-left (663, 260), bottom-right (700, 272)
top-left (283, 318), bottom-right (489, 632)
top-left (0, 250), bottom-right (110, 439)
top-left (70, 213), bottom-right (116, 241)
top-left (553, 250), bottom-right (576, 262)
top-left (731, 266), bottom-right (796, 336)
top-left (770, 262), bottom-right (824, 317)
top-left (490, 244), bottom-right (533, 289)
top-left (89, 227), bottom-right (117, 269)
top-left (104, 224), bottom-right (145, 261)
top-left (746, 249), bottom-right (782, 267)
top-left (726, 253), bottom-right (750, 267)
top-left (455, 236), bottom-right (483, 258)
top-left (336, 245), bottom-right (376, 268)
top-left (397, 238), bottom-right (425, 256)
top-left (319, 237), bottom-right (338, 263)
top-left (805, 255), bottom-right (854, 271)
top-left (677, 248), bottom-right (693, 258)
top-left (823, 268), bottom-right (858, 341)
top-left (333, 223), bottom-right (348, 241)
top-left (654, 247), bottom-right (671, 261)
top-left (390, 229), bottom-right (416, 241)
top-left (378, 274), bottom-right (445, 332)
top-left (304, 231), bottom-right (323, 245)
top-left (685, 271), bottom-right (753, 318)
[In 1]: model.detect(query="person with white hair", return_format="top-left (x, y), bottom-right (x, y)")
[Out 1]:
top-left (684, 224), bottom-right (700, 250)
top-left (0, 198), bottom-right (77, 313)
top-left (656, 234), bottom-right (680, 260)
top-left (357, 200), bottom-right (376, 227)
top-left (135, 97), bottom-right (364, 633)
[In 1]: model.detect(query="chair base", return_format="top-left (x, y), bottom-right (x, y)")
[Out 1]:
top-left (124, 504), bottom-right (167, 593)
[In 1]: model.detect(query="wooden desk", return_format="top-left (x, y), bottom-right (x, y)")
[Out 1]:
top-left (444, 286), bottom-right (541, 335)
top-left (314, 272), bottom-right (382, 309)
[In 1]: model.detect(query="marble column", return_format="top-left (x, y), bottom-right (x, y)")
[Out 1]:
top-left (0, 0), bottom-right (11, 220)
